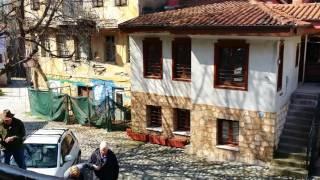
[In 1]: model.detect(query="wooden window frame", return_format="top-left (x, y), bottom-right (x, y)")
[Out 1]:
top-left (143, 38), bottom-right (163, 79)
top-left (115, 0), bottom-right (127, 6)
top-left (214, 40), bottom-right (249, 91)
top-left (295, 43), bottom-right (300, 68)
top-left (172, 38), bottom-right (191, 82)
top-left (92, 0), bottom-right (103, 7)
top-left (174, 108), bottom-right (190, 132)
top-left (277, 41), bottom-right (284, 92)
top-left (146, 105), bottom-right (162, 128)
top-left (31, 0), bottom-right (40, 11)
top-left (217, 119), bottom-right (239, 146)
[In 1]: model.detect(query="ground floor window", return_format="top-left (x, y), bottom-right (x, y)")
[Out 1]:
top-left (217, 119), bottom-right (239, 146)
top-left (175, 108), bottom-right (190, 132)
top-left (147, 105), bottom-right (161, 128)
top-left (77, 86), bottom-right (93, 98)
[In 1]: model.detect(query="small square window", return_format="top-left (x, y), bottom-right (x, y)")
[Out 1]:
top-left (115, 0), bottom-right (127, 6)
top-left (217, 119), bottom-right (239, 146)
top-left (175, 108), bottom-right (190, 132)
top-left (92, 0), bottom-right (103, 7)
top-left (32, 0), bottom-right (40, 10)
top-left (147, 105), bottom-right (161, 128)
top-left (77, 86), bottom-right (93, 98)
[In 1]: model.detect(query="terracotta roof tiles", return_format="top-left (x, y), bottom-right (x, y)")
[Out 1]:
top-left (269, 3), bottom-right (320, 21)
top-left (120, 0), bottom-right (319, 32)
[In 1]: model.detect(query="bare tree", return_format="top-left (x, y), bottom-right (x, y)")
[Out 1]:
top-left (0, 0), bottom-right (97, 88)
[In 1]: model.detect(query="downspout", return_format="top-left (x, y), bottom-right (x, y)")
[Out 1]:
top-left (302, 34), bottom-right (308, 83)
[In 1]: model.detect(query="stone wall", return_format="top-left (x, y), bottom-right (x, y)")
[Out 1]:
top-left (274, 102), bottom-right (289, 149)
top-left (131, 91), bottom-right (192, 137)
top-left (131, 92), bottom-right (277, 164)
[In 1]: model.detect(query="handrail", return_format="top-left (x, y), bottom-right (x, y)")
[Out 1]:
top-left (306, 96), bottom-right (320, 177)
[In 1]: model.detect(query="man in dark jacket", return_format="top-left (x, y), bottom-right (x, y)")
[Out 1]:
top-left (89, 141), bottom-right (119, 180)
top-left (0, 109), bottom-right (26, 169)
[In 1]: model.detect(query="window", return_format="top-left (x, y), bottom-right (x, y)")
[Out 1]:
top-left (0, 54), bottom-right (3, 63)
top-left (116, 93), bottom-right (123, 106)
top-left (40, 36), bottom-right (50, 57)
top-left (56, 34), bottom-right (68, 57)
top-left (217, 119), bottom-right (239, 146)
top-left (105, 36), bottom-right (115, 62)
top-left (147, 105), bottom-right (161, 128)
top-left (143, 38), bottom-right (162, 78)
top-left (31, 0), bottom-right (40, 10)
top-left (61, 134), bottom-right (74, 162)
top-left (295, 43), bottom-right (300, 67)
top-left (277, 41), bottom-right (284, 92)
top-left (175, 109), bottom-right (190, 132)
top-left (92, 0), bottom-right (103, 7)
top-left (172, 38), bottom-right (191, 81)
top-left (78, 86), bottom-right (93, 98)
top-left (214, 40), bottom-right (249, 90)
top-left (115, 0), bottom-right (127, 6)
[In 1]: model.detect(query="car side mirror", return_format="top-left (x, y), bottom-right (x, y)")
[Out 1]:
top-left (64, 154), bottom-right (74, 162)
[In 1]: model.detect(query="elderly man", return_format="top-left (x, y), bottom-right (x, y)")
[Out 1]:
top-left (0, 109), bottom-right (26, 169)
top-left (89, 141), bottom-right (119, 180)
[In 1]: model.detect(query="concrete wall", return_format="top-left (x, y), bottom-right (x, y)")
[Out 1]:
top-left (130, 34), bottom-right (301, 112)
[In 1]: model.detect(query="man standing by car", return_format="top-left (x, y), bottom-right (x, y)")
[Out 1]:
top-left (89, 141), bottom-right (119, 180)
top-left (0, 109), bottom-right (26, 169)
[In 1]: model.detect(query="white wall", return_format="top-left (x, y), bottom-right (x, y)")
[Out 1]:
top-left (130, 36), bottom-right (191, 97)
top-left (275, 37), bottom-right (301, 110)
top-left (130, 34), bottom-right (300, 112)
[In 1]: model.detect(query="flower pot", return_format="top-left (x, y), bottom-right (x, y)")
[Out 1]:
top-left (126, 128), bottom-right (133, 137)
top-left (168, 137), bottom-right (188, 148)
top-left (149, 134), bottom-right (167, 146)
top-left (130, 132), bottom-right (148, 142)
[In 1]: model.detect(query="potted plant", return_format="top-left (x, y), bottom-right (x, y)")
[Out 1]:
top-left (167, 137), bottom-right (189, 148)
top-left (149, 134), bottom-right (167, 146)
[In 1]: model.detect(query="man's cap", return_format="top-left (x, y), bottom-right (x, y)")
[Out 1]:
top-left (1, 109), bottom-right (14, 119)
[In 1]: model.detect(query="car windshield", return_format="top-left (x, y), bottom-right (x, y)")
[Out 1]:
top-left (25, 144), bottom-right (58, 168)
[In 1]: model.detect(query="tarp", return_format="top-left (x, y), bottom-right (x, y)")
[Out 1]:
top-left (28, 88), bottom-right (68, 122)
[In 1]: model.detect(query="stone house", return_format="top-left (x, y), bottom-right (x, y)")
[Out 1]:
top-left (120, 0), bottom-right (320, 174)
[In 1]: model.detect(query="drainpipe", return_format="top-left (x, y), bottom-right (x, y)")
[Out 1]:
top-left (302, 34), bottom-right (308, 83)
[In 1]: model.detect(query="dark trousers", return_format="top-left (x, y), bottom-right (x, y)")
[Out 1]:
top-left (4, 148), bottom-right (26, 169)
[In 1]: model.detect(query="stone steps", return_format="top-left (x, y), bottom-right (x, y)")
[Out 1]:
top-left (289, 104), bottom-right (315, 113)
top-left (287, 111), bottom-right (314, 119)
top-left (279, 135), bottom-right (308, 146)
top-left (281, 128), bottom-right (309, 139)
top-left (275, 150), bottom-right (306, 161)
top-left (284, 122), bottom-right (311, 132)
top-left (286, 116), bottom-right (312, 125)
top-left (291, 99), bottom-right (317, 107)
top-left (272, 158), bottom-right (306, 168)
top-left (271, 166), bottom-right (308, 178)
top-left (278, 142), bottom-right (307, 154)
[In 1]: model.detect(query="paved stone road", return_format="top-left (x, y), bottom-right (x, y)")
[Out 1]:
top-left (0, 79), bottom-right (292, 179)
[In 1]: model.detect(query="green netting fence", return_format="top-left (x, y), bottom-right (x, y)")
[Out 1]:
top-left (28, 88), bottom-right (123, 131)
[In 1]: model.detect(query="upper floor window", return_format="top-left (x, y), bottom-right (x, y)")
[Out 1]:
top-left (92, 0), bottom-right (103, 7)
top-left (143, 38), bottom-right (162, 79)
top-left (277, 41), bottom-right (284, 92)
top-left (0, 54), bottom-right (3, 63)
top-left (214, 40), bottom-right (249, 90)
top-left (105, 36), bottom-right (116, 62)
top-left (147, 105), bottom-right (162, 128)
top-left (31, 0), bottom-right (40, 10)
top-left (172, 38), bottom-right (191, 81)
top-left (40, 36), bottom-right (50, 57)
top-left (115, 0), bottom-right (127, 6)
top-left (56, 34), bottom-right (68, 57)
top-left (175, 108), bottom-right (190, 132)
top-left (217, 119), bottom-right (239, 147)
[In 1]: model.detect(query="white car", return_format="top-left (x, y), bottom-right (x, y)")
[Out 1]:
top-left (21, 128), bottom-right (81, 177)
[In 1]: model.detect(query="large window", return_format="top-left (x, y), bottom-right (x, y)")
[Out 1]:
top-left (217, 119), bottom-right (239, 146)
top-left (92, 0), bottom-right (103, 7)
top-left (175, 109), bottom-right (190, 132)
top-left (277, 41), bottom-right (284, 92)
top-left (40, 36), bottom-right (50, 57)
top-left (31, 0), bottom-right (40, 10)
top-left (214, 40), bottom-right (249, 90)
top-left (105, 36), bottom-right (116, 62)
top-left (56, 34), bottom-right (68, 57)
top-left (115, 0), bottom-right (127, 6)
top-left (172, 38), bottom-right (191, 81)
top-left (143, 38), bottom-right (162, 79)
top-left (147, 105), bottom-right (162, 128)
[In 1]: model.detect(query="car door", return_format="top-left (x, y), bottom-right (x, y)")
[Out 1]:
top-left (56, 133), bottom-right (76, 177)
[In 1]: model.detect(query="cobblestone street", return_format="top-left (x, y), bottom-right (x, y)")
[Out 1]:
top-left (0, 80), bottom-right (290, 179)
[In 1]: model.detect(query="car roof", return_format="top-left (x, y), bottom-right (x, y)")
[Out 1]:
top-left (24, 128), bottom-right (69, 144)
